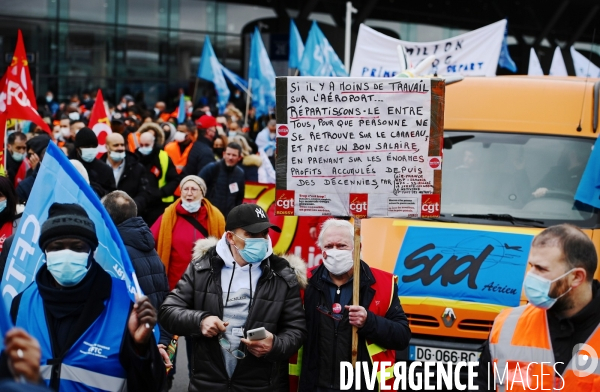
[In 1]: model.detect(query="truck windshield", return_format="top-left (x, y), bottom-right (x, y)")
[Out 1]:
top-left (441, 131), bottom-right (598, 227)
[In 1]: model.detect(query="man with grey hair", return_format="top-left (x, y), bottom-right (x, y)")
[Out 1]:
top-left (296, 219), bottom-right (411, 391)
top-left (101, 191), bottom-right (170, 344)
top-left (474, 224), bottom-right (600, 390)
top-left (255, 119), bottom-right (277, 166)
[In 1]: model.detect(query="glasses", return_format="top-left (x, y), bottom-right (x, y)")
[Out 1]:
top-left (317, 305), bottom-right (343, 321)
top-left (218, 334), bottom-right (246, 359)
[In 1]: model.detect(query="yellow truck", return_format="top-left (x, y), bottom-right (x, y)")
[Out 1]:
top-left (361, 76), bottom-right (600, 364)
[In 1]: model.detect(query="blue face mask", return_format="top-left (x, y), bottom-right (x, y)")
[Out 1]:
top-left (11, 151), bottom-right (24, 162)
top-left (138, 146), bottom-right (153, 156)
top-left (80, 147), bottom-right (97, 162)
top-left (0, 200), bottom-right (7, 213)
top-left (232, 233), bottom-right (268, 264)
top-left (523, 269), bottom-right (573, 309)
top-left (45, 249), bottom-right (90, 287)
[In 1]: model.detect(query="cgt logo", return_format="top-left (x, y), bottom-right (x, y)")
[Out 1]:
top-left (349, 193), bottom-right (368, 218)
top-left (275, 190), bottom-right (295, 215)
top-left (277, 125), bottom-right (289, 137)
top-left (421, 194), bottom-right (440, 218)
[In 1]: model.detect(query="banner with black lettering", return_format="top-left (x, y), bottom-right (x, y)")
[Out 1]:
top-left (274, 76), bottom-right (444, 218)
top-left (350, 20), bottom-right (507, 78)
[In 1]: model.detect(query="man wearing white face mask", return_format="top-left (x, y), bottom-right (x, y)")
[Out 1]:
top-left (159, 203), bottom-right (306, 392)
top-left (5, 132), bottom-right (28, 186)
top-left (474, 224), bottom-right (600, 391)
top-left (135, 131), bottom-right (180, 226)
top-left (297, 219), bottom-right (411, 392)
top-left (9, 203), bottom-right (166, 391)
top-left (164, 121), bottom-right (196, 174)
top-left (100, 133), bottom-right (151, 216)
top-left (69, 127), bottom-right (116, 198)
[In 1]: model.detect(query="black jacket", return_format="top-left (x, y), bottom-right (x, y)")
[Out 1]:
top-left (199, 160), bottom-right (245, 217)
top-left (68, 151), bottom-right (117, 198)
top-left (117, 217), bottom-right (171, 345)
top-left (158, 246), bottom-right (307, 392)
top-left (299, 262), bottom-right (411, 392)
top-left (474, 280), bottom-right (600, 391)
top-left (16, 166), bottom-right (38, 204)
top-left (6, 152), bottom-right (22, 185)
top-left (7, 262), bottom-right (165, 392)
top-left (100, 153), bottom-right (152, 215)
top-left (182, 136), bottom-right (215, 177)
top-left (135, 148), bottom-right (180, 226)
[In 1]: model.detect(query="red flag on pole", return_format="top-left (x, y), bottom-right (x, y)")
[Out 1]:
top-left (88, 89), bottom-right (112, 157)
top-left (0, 30), bottom-right (50, 174)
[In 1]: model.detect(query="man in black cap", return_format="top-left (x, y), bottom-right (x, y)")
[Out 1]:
top-left (10, 202), bottom-right (165, 391)
top-left (159, 203), bottom-right (307, 392)
top-left (69, 127), bottom-right (116, 198)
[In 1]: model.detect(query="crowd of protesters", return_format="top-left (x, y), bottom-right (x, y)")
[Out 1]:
top-left (6, 90), bottom-right (276, 228)
top-left (0, 90), bottom-right (411, 392)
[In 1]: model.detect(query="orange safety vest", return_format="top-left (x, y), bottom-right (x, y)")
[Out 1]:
top-left (489, 304), bottom-right (600, 391)
top-left (289, 266), bottom-right (398, 391)
top-left (164, 141), bottom-right (192, 174)
top-left (127, 132), bottom-right (141, 153)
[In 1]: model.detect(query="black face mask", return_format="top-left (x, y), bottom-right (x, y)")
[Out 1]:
top-left (213, 147), bottom-right (224, 156)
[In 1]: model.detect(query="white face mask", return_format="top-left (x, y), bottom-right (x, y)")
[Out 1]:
top-left (80, 147), bottom-right (97, 162)
top-left (181, 200), bottom-right (201, 213)
top-left (61, 127), bottom-right (71, 138)
top-left (322, 248), bottom-right (354, 276)
top-left (138, 146), bottom-right (153, 155)
top-left (109, 151), bottom-right (126, 162)
top-left (174, 131), bottom-right (186, 142)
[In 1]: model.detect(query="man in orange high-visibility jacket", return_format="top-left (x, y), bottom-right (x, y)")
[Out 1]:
top-left (474, 224), bottom-right (600, 391)
top-left (296, 219), bottom-right (411, 392)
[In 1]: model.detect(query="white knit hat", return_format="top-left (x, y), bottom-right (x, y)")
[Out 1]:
top-left (180, 175), bottom-right (207, 196)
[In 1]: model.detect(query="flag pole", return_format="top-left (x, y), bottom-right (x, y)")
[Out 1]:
top-left (351, 217), bottom-right (361, 366)
top-left (192, 77), bottom-right (200, 108)
top-left (244, 78), bottom-right (252, 125)
top-left (344, 2), bottom-right (357, 73)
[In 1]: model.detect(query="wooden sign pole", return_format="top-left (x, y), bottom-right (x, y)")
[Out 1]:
top-left (351, 217), bottom-right (361, 366)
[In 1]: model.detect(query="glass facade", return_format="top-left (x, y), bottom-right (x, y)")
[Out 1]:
top-left (0, 0), bottom-right (275, 106)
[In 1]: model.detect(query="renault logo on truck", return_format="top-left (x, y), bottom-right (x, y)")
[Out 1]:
top-left (442, 308), bottom-right (456, 328)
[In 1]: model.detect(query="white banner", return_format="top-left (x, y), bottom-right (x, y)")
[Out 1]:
top-left (528, 48), bottom-right (544, 76)
top-left (571, 47), bottom-right (600, 78)
top-left (549, 47), bottom-right (568, 76)
top-left (351, 20), bottom-right (507, 78)
top-left (275, 77), bottom-right (443, 218)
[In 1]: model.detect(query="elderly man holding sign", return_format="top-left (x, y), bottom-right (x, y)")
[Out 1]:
top-left (295, 219), bottom-right (411, 391)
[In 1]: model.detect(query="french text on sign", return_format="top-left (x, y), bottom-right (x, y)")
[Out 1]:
top-left (275, 76), bottom-right (444, 218)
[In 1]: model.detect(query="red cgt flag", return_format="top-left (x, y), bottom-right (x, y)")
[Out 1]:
top-left (88, 89), bottom-right (112, 157)
top-left (0, 30), bottom-right (50, 174)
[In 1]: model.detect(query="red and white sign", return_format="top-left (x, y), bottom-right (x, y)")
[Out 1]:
top-left (349, 193), bottom-right (368, 219)
top-left (275, 190), bottom-right (295, 215)
top-left (88, 89), bottom-right (112, 157)
top-left (428, 156), bottom-right (441, 169)
top-left (277, 124), bottom-right (289, 137)
top-left (421, 194), bottom-right (441, 218)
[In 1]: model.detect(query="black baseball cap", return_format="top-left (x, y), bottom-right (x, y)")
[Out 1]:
top-left (225, 204), bottom-right (281, 233)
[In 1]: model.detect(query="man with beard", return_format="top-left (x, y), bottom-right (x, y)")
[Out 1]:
top-left (474, 224), bottom-right (600, 390)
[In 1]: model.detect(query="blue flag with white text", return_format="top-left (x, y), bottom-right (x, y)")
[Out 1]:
top-left (177, 93), bottom-right (186, 124)
top-left (249, 28), bottom-right (276, 118)
top-left (575, 137), bottom-right (600, 209)
top-left (299, 21), bottom-right (348, 77)
top-left (198, 36), bottom-right (231, 113)
top-left (0, 286), bottom-right (12, 351)
top-left (289, 20), bottom-right (304, 69)
top-left (1, 143), bottom-right (139, 311)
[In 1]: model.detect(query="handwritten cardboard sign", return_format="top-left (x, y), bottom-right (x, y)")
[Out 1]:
top-left (275, 77), bottom-right (444, 218)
